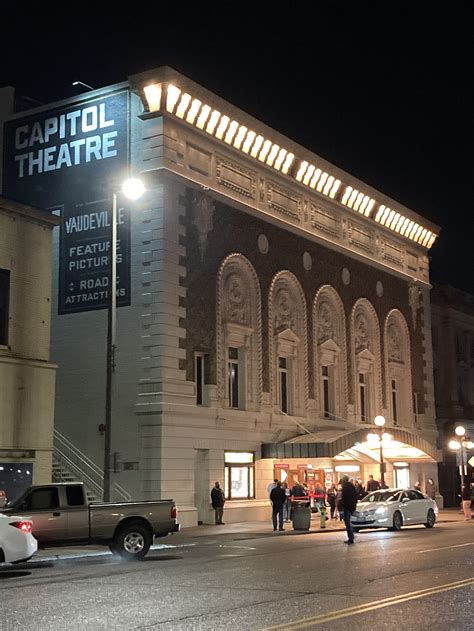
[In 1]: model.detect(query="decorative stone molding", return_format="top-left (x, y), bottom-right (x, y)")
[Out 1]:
top-left (313, 285), bottom-right (348, 422)
top-left (216, 253), bottom-right (262, 410)
top-left (408, 281), bottom-right (422, 330)
top-left (216, 154), bottom-right (257, 200)
top-left (268, 271), bottom-right (308, 416)
top-left (384, 309), bottom-right (414, 427)
top-left (350, 298), bottom-right (383, 421)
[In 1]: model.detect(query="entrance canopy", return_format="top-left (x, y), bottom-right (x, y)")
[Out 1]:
top-left (262, 427), bottom-right (440, 462)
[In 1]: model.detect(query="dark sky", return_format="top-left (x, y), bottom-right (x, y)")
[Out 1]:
top-left (1, 3), bottom-right (471, 292)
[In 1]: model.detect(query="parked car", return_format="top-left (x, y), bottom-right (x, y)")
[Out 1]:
top-left (351, 488), bottom-right (438, 531)
top-left (1, 483), bottom-right (179, 560)
top-left (0, 514), bottom-right (37, 563)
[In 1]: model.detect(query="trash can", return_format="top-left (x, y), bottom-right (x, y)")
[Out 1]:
top-left (292, 500), bottom-right (311, 530)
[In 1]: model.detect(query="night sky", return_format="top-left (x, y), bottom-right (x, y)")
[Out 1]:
top-left (1, 4), bottom-right (471, 292)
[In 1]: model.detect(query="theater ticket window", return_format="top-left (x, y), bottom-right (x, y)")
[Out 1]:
top-left (224, 452), bottom-right (255, 499)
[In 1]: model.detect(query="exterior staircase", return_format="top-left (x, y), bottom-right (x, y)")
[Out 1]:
top-left (52, 430), bottom-right (131, 503)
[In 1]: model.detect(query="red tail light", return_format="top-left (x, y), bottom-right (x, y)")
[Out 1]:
top-left (9, 521), bottom-right (33, 534)
top-left (170, 505), bottom-right (177, 519)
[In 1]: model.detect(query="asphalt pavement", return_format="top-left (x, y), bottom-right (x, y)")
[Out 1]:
top-left (1, 510), bottom-right (472, 630)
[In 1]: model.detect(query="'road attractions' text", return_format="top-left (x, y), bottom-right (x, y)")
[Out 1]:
top-left (13, 102), bottom-right (120, 178)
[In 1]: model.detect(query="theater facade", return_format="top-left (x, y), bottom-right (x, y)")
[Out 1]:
top-left (1, 67), bottom-right (442, 524)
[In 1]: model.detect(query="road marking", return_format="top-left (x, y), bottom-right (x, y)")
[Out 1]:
top-left (416, 542), bottom-right (474, 554)
top-left (264, 577), bottom-right (474, 630)
top-left (218, 545), bottom-right (257, 550)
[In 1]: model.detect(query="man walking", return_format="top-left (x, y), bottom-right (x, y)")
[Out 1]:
top-left (211, 481), bottom-right (225, 525)
top-left (425, 478), bottom-right (437, 500)
top-left (270, 481), bottom-right (286, 531)
top-left (366, 474), bottom-right (380, 493)
top-left (341, 475), bottom-right (358, 544)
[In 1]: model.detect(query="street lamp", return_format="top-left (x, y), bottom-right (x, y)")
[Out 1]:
top-left (103, 178), bottom-right (145, 502)
top-left (368, 415), bottom-right (388, 488)
top-left (449, 425), bottom-right (474, 479)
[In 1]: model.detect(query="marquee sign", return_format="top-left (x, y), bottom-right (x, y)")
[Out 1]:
top-left (2, 91), bottom-right (130, 314)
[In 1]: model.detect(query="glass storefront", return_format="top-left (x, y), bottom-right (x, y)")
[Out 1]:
top-left (224, 452), bottom-right (255, 499)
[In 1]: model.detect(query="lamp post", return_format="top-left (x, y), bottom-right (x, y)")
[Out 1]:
top-left (103, 178), bottom-right (145, 502)
top-left (449, 425), bottom-right (474, 480)
top-left (368, 415), bottom-right (389, 488)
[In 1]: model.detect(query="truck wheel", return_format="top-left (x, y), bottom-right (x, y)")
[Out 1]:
top-left (112, 522), bottom-right (152, 560)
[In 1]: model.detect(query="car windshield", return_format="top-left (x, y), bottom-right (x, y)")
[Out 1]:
top-left (363, 491), bottom-right (400, 503)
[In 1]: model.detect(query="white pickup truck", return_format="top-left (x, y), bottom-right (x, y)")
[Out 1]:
top-left (1, 482), bottom-right (179, 560)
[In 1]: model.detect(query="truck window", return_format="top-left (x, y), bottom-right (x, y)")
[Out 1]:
top-left (26, 487), bottom-right (59, 510)
top-left (66, 485), bottom-right (85, 506)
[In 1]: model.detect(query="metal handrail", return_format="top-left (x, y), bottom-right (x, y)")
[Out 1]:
top-left (53, 429), bottom-right (131, 502)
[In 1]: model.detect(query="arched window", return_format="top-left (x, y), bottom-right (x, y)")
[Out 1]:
top-left (313, 286), bottom-right (348, 421)
top-left (269, 271), bottom-right (307, 416)
top-left (216, 254), bottom-right (262, 411)
top-left (351, 299), bottom-right (382, 424)
top-left (384, 310), bottom-right (413, 427)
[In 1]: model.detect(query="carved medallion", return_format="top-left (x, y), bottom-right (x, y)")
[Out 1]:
top-left (355, 313), bottom-right (370, 352)
top-left (318, 301), bottom-right (334, 343)
top-left (224, 273), bottom-right (248, 324)
top-left (387, 323), bottom-right (402, 361)
top-left (274, 288), bottom-right (294, 332)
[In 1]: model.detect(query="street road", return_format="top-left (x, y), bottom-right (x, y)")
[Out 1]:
top-left (1, 521), bottom-right (473, 630)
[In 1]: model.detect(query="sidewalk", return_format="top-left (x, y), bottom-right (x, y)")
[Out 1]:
top-left (28, 508), bottom-right (470, 563)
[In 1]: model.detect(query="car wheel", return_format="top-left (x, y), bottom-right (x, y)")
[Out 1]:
top-left (111, 521), bottom-right (152, 561)
top-left (390, 511), bottom-right (403, 531)
top-left (424, 508), bottom-right (436, 528)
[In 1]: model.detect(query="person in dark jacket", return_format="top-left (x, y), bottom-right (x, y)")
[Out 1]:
top-left (366, 475), bottom-right (380, 493)
top-left (210, 481), bottom-right (225, 524)
top-left (341, 475), bottom-right (358, 544)
top-left (461, 479), bottom-right (473, 520)
top-left (270, 481), bottom-right (287, 531)
top-left (327, 485), bottom-right (337, 519)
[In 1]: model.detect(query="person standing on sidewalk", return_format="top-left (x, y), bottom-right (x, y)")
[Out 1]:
top-left (270, 481), bottom-right (286, 531)
top-left (341, 475), bottom-right (358, 544)
top-left (211, 481), bottom-right (225, 525)
top-left (426, 478), bottom-right (437, 500)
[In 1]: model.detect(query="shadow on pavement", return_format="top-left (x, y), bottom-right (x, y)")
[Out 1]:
top-left (0, 570), bottom-right (31, 579)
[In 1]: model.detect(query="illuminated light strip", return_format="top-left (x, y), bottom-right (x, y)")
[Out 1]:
top-left (205, 109), bottom-right (221, 135)
top-left (303, 164), bottom-right (315, 185)
top-left (143, 83), bottom-right (162, 112)
top-left (266, 144), bottom-right (280, 167)
top-left (251, 135), bottom-right (265, 158)
top-left (233, 125), bottom-right (247, 149)
top-left (224, 120), bottom-right (239, 144)
top-left (166, 84), bottom-right (181, 113)
top-left (196, 104), bottom-right (211, 129)
top-left (186, 98), bottom-right (202, 125)
top-left (310, 168), bottom-right (322, 189)
top-left (274, 148), bottom-right (287, 170)
top-left (159, 85), bottom-right (436, 248)
top-left (215, 115), bottom-right (230, 140)
top-left (329, 179), bottom-right (341, 199)
top-left (258, 139), bottom-right (272, 162)
top-left (241, 130), bottom-right (256, 153)
top-left (281, 152), bottom-right (294, 174)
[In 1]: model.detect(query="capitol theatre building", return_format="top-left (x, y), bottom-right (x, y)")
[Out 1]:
top-left (1, 67), bottom-right (442, 524)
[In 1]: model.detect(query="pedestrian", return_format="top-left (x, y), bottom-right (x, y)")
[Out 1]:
top-left (425, 478), bottom-right (437, 500)
top-left (282, 481), bottom-right (291, 521)
top-left (366, 474), bottom-right (380, 493)
top-left (461, 479), bottom-right (473, 521)
top-left (340, 475), bottom-right (358, 544)
top-left (270, 481), bottom-right (287, 531)
top-left (357, 479), bottom-right (366, 500)
top-left (267, 478), bottom-right (279, 495)
top-left (413, 481), bottom-right (422, 492)
top-left (291, 481), bottom-right (306, 499)
top-left (327, 484), bottom-right (337, 519)
top-left (335, 484), bottom-right (344, 521)
top-left (210, 481), bottom-right (225, 525)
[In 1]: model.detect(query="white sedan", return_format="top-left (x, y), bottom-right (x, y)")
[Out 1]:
top-left (351, 488), bottom-right (438, 531)
top-left (0, 514), bottom-right (37, 563)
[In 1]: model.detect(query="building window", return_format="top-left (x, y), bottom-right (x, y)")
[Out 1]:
top-left (321, 365), bottom-right (336, 419)
top-left (278, 356), bottom-right (289, 413)
top-left (391, 379), bottom-right (398, 425)
top-left (0, 269), bottom-right (10, 346)
top-left (228, 347), bottom-right (239, 408)
top-left (224, 452), bottom-right (255, 499)
top-left (195, 353), bottom-right (205, 405)
top-left (413, 391), bottom-right (420, 424)
top-left (359, 373), bottom-right (369, 423)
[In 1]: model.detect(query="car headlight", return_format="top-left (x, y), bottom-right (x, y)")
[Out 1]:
top-left (375, 506), bottom-right (387, 514)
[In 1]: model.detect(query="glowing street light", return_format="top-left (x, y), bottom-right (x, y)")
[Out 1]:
top-left (368, 415), bottom-right (387, 488)
top-left (103, 178), bottom-right (145, 502)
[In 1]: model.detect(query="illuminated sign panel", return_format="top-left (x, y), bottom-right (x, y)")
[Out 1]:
top-left (2, 91), bottom-right (130, 314)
